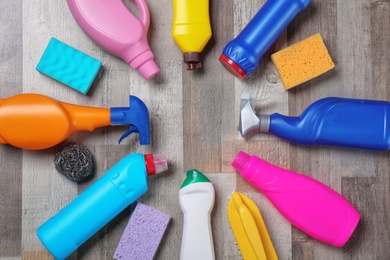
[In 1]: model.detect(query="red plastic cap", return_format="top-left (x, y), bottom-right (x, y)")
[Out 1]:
top-left (219, 55), bottom-right (246, 79)
top-left (144, 154), bottom-right (156, 176)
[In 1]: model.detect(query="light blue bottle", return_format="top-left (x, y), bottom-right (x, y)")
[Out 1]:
top-left (37, 153), bottom-right (168, 259)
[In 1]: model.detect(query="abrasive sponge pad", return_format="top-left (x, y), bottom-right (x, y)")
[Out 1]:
top-left (54, 143), bottom-right (95, 182)
top-left (36, 37), bottom-right (102, 94)
top-left (114, 202), bottom-right (171, 260)
top-left (271, 33), bottom-right (335, 90)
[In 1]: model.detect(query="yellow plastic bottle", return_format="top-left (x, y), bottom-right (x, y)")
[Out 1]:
top-left (172, 0), bottom-right (212, 70)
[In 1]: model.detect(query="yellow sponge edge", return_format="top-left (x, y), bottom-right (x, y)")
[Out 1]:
top-left (271, 33), bottom-right (335, 90)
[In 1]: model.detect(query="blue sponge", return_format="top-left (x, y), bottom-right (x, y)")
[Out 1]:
top-left (36, 37), bottom-right (102, 94)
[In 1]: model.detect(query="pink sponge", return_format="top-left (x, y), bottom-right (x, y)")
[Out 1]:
top-left (114, 202), bottom-right (171, 260)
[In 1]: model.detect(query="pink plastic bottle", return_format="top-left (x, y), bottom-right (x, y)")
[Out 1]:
top-left (232, 151), bottom-right (360, 247)
top-left (66, 0), bottom-right (160, 80)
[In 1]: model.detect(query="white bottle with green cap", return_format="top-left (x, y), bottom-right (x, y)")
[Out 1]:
top-left (179, 169), bottom-right (215, 260)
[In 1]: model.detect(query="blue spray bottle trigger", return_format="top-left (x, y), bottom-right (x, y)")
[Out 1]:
top-left (110, 96), bottom-right (150, 145)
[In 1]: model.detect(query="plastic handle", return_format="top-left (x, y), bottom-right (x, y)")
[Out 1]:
top-left (133, 0), bottom-right (150, 28)
top-left (269, 97), bottom-right (390, 150)
top-left (67, 0), bottom-right (160, 79)
top-left (232, 151), bottom-right (360, 247)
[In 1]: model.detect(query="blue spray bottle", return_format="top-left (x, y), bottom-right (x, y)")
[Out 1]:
top-left (37, 153), bottom-right (168, 259)
top-left (240, 93), bottom-right (390, 151)
top-left (220, 0), bottom-right (311, 79)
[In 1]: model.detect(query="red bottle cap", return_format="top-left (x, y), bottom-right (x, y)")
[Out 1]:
top-left (144, 154), bottom-right (168, 176)
top-left (144, 154), bottom-right (156, 176)
top-left (219, 55), bottom-right (247, 79)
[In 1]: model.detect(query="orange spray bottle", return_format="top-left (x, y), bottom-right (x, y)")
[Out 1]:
top-left (0, 93), bottom-right (150, 150)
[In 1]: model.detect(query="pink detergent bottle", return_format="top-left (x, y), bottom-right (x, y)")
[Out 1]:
top-left (66, 0), bottom-right (160, 80)
top-left (232, 151), bottom-right (360, 247)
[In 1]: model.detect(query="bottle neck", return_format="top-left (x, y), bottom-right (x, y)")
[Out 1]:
top-left (241, 156), bottom-right (295, 191)
top-left (269, 113), bottom-right (313, 144)
top-left (60, 102), bottom-right (111, 132)
top-left (126, 48), bottom-right (160, 80)
top-left (259, 114), bottom-right (271, 133)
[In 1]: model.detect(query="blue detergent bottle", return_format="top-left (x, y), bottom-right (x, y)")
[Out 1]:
top-left (241, 96), bottom-right (390, 151)
top-left (220, 0), bottom-right (311, 79)
top-left (37, 153), bottom-right (168, 260)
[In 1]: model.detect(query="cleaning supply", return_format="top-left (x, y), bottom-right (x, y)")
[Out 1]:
top-left (240, 92), bottom-right (390, 150)
top-left (66, 0), bottom-right (160, 80)
top-left (172, 0), bottom-right (212, 69)
top-left (179, 169), bottom-right (215, 260)
top-left (113, 202), bottom-right (171, 260)
top-left (36, 37), bottom-right (102, 94)
top-left (37, 153), bottom-right (168, 260)
top-left (228, 192), bottom-right (278, 260)
top-left (271, 33), bottom-right (335, 89)
top-left (0, 93), bottom-right (150, 150)
top-left (54, 143), bottom-right (95, 182)
top-left (232, 151), bottom-right (360, 247)
top-left (220, 0), bottom-right (311, 79)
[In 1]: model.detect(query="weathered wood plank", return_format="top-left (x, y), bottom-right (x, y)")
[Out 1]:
top-left (206, 173), bottom-right (241, 260)
top-left (0, 0), bottom-right (23, 257)
top-left (22, 250), bottom-right (53, 260)
top-left (21, 1), bottom-right (79, 255)
top-left (182, 0), bottom-right (236, 172)
top-left (0, 147), bottom-right (22, 257)
top-left (341, 2), bottom-right (390, 260)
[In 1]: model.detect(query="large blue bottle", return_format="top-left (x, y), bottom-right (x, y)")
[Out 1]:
top-left (37, 153), bottom-right (168, 259)
top-left (220, 0), bottom-right (311, 79)
top-left (258, 97), bottom-right (390, 150)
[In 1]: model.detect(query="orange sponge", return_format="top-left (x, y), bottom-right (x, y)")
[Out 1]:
top-left (271, 33), bottom-right (334, 90)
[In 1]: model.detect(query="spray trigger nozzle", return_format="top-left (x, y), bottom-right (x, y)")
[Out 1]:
top-left (239, 92), bottom-right (271, 136)
top-left (118, 126), bottom-right (139, 144)
top-left (110, 96), bottom-right (150, 145)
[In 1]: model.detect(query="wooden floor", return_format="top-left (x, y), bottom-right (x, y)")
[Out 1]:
top-left (0, 0), bottom-right (389, 259)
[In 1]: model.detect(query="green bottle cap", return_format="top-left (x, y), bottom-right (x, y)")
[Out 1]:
top-left (180, 169), bottom-right (211, 189)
